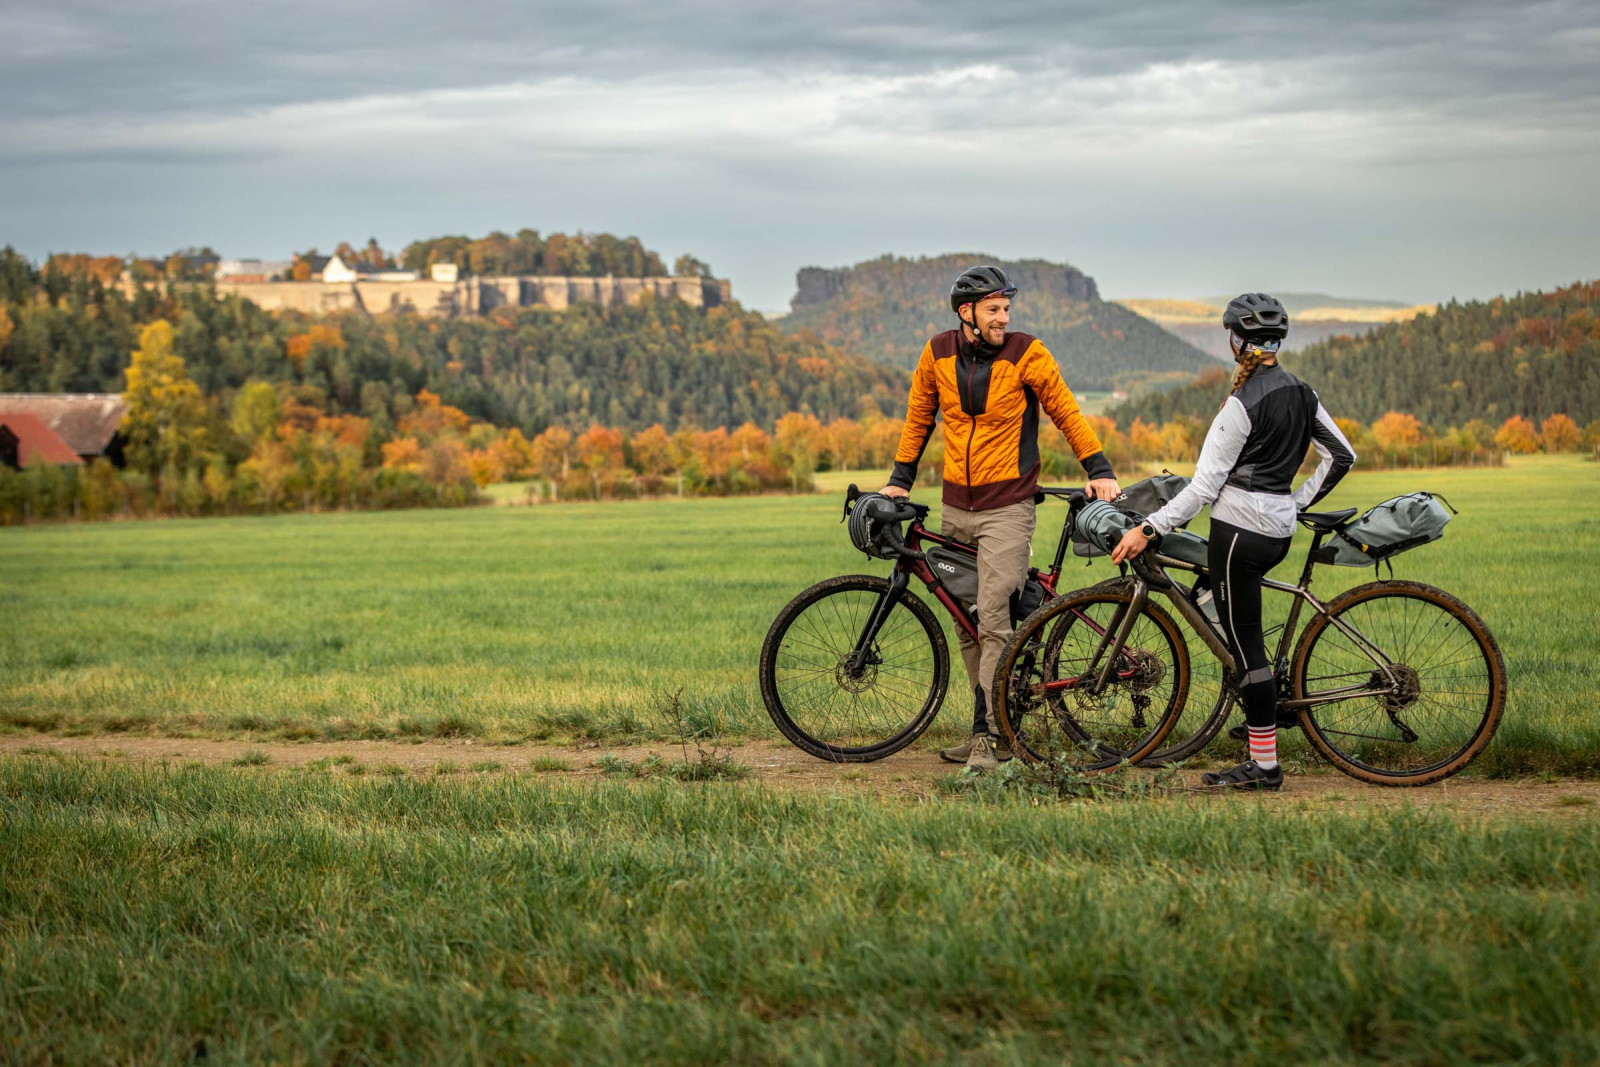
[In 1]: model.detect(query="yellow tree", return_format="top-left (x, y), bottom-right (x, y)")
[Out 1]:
top-left (489, 428), bottom-right (538, 480)
top-left (774, 412), bottom-right (824, 490)
top-left (630, 424), bottom-right (673, 476)
top-left (122, 320), bottom-right (208, 477)
top-left (1494, 416), bottom-right (1539, 454)
top-left (231, 381), bottom-right (281, 445)
top-left (1540, 413), bottom-right (1581, 453)
top-left (531, 426), bottom-right (572, 481)
top-left (1372, 411), bottom-right (1424, 451)
top-left (729, 422), bottom-right (770, 460)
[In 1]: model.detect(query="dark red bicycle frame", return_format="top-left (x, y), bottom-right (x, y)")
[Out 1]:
top-left (873, 489), bottom-right (1141, 695)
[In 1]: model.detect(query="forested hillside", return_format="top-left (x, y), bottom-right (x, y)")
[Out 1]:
top-left (0, 249), bottom-right (904, 434)
top-left (781, 253), bottom-right (1215, 392)
top-left (1112, 280), bottom-right (1600, 427)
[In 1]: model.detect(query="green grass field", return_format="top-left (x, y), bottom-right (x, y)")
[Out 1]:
top-left (3, 755), bottom-right (1598, 1064)
top-left (2, 456), bottom-right (1596, 775)
top-left (4, 457), bottom-right (1599, 1063)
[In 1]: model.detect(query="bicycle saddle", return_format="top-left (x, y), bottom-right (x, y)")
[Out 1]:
top-left (1298, 508), bottom-right (1358, 532)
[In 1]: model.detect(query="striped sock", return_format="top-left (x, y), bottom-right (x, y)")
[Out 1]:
top-left (1247, 726), bottom-right (1278, 769)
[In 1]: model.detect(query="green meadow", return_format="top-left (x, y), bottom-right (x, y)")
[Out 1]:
top-left (2, 456), bottom-right (1597, 775)
top-left (3, 457), bottom-right (1600, 1064)
top-left (3, 756), bottom-right (1598, 1065)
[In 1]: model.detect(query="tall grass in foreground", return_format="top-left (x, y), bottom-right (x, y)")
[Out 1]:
top-left (1, 456), bottom-right (1596, 774)
top-left (2, 757), bottom-right (1598, 1064)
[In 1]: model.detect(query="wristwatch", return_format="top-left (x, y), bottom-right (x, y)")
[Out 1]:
top-left (1140, 522), bottom-right (1156, 538)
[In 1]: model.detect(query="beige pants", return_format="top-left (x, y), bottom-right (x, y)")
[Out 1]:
top-left (940, 499), bottom-right (1036, 734)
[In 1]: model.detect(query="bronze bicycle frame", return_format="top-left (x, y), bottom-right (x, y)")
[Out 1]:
top-left (1102, 527), bottom-right (1403, 709)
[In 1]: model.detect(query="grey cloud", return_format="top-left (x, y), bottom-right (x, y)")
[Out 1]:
top-left (2, 0), bottom-right (1595, 129)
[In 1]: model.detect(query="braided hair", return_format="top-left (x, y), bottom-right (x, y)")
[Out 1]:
top-left (1231, 341), bottom-right (1274, 393)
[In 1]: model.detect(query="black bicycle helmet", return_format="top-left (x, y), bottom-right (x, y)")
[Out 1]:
top-left (1223, 293), bottom-right (1289, 340)
top-left (949, 264), bottom-right (1016, 315)
top-left (847, 492), bottom-right (906, 559)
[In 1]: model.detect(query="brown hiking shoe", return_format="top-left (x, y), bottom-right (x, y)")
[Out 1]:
top-left (965, 734), bottom-right (1000, 772)
top-left (940, 733), bottom-right (1012, 764)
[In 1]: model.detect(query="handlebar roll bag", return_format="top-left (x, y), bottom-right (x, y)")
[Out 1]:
top-left (1071, 499), bottom-right (1138, 558)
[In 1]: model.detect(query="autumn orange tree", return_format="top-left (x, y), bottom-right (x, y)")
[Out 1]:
top-left (1373, 411), bottom-right (1425, 451)
top-left (1494, 416), bottom-right (1540, 454)
top-left (1540, 413), bottom-right (1582, 452)
top-left (575, 424), bottom-right (625, 498)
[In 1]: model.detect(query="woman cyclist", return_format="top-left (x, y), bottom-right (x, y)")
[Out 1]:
top-left (1111, 293), bottom-right (1356, 790)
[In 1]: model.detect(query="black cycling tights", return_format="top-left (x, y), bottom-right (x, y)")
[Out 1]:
top-left (1207, 518), bottom-right (1293, 729)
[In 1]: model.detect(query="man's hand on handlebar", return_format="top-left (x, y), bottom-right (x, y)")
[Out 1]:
top-left (1111, 525), bottom-right (1150, 564)
top-left (1085, 478), bottom-right (1121, 502)
top-left (879, 485), bottom-right (910, 500)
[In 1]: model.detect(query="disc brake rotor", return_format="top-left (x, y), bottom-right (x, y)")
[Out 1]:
top-left (834, 652), bottom-right (879, 693)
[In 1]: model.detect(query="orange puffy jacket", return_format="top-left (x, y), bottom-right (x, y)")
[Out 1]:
top-left (889, 330), bottom-right (1113, 511)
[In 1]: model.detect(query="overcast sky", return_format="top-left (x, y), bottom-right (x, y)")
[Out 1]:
top-left (2, 0), bottom-right (1596, 310)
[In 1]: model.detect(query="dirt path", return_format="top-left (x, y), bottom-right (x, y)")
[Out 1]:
top-left (5, 734), bottom-right (1598, 819)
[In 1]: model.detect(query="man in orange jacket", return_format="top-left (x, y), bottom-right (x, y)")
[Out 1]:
top-left (881, 265), bottom-right (1121, 770)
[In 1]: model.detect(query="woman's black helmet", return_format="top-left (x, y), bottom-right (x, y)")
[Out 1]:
top-left (1223, 293), bottom-right (1289, 341)
top-left (950, 265), bottom-right (1016, 315)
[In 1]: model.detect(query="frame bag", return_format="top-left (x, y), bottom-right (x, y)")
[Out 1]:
top-left (926, 546), bottom-right (979, 605)
top-left (1317, 492), bottom-right (1456, 570)
top-left (926, 545), bottom-right (1046, 625)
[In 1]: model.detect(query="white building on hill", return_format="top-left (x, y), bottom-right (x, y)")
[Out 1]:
top-left (323, 255), bottom-right (419, 283)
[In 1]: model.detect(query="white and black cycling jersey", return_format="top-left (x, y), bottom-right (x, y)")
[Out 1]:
top-left (1146, 364), bottom-right (1356, 540)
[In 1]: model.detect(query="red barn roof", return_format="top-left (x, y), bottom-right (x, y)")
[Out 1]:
top-left (0, 413), bottom-right (84, 467)
top-left (0, 394), bottom-right (127, 456)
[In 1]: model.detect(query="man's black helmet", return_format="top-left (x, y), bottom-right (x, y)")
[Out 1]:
top-left (1223, 293), bottom-right (1289, 340)
top-left (950, 265), bottom-right (1016, 315)
top-left (847, 492), bottom-right (906, 559)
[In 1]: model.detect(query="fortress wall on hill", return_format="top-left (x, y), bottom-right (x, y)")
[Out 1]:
top-left (143, 275), bottom-right (731, 318)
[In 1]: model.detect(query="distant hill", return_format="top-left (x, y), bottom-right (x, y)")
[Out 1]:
top-left (1202, 293), bottom-right (1413, 314)
top-left (1122, 295), bottom-right (1434, 361)
top-left (779, 254), bottom-right (1216, 393)
top-left (1110, 279), bottom-right (1600, 427)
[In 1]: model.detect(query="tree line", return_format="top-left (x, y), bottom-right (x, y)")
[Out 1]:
top-left (29, 229), bottom-right (706, 283)
top-left (7, 345), bottom-right (1545, 524)
top-left (394, 229), bottom-right (711, 279)
top-left (1115, 279), bottom-right (1600, 427)
top-left (0, 247), bottom-right (906, 437)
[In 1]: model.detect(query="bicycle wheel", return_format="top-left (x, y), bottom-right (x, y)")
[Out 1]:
top-left (759, 575), bottom-right (948, 762)
top-left (1291, 580), bottom-right (1506, 786)
top-left (994, 586), bottom-right (1188, 771)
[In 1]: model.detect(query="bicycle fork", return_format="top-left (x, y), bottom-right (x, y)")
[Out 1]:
top-left (1088, 580), bottom-right (1148, 694)
top-left (846, 569), bottom-right (911, 677)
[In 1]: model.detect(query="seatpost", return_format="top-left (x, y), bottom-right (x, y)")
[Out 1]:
top-left (1300, 530), bottom-right (1324, 588)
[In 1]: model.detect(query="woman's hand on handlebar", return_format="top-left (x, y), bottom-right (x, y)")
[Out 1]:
top-left (1111, 525), bottom-right (1150, 564)
top-left (879, 485), bottom-right (910, 500)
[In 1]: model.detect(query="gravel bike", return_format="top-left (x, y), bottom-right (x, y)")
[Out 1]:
top-left (758, 485), bottom-right (1184, 765)
top-left (993, 498), bottom-right (1507, 786)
